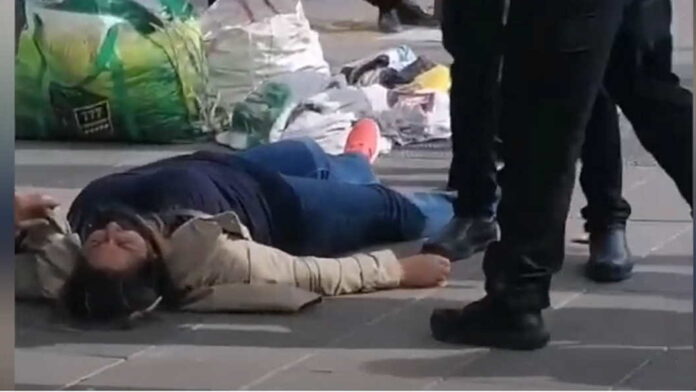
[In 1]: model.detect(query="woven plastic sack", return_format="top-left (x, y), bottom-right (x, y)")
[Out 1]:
top-left (16, 0), bottom-right (213, 143)
top-left (202, 0), bottom-right (330, 112)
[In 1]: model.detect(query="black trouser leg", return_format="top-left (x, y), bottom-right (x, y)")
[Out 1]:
top-left (483, 0), bottom-right (629, 311)
top-left (579, 87), bottom-right (632, 232)
top-left (605, 0), bottom-right (693, 206)
top-left (443, 0), bottom-right (505, 219)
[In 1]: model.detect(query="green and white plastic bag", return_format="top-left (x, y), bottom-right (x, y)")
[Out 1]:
top-left (16, 0), bottom-right (216, 143)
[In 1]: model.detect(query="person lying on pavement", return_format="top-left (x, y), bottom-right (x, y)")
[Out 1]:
top-left (16, 127), bottom-right (454, 326)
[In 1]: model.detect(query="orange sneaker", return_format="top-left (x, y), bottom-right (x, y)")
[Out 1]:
top-left (345, 118), bottom-right (381, 164)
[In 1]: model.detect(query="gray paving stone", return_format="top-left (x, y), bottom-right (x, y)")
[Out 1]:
top-left (654, 226), bottom-right (694, 256)
top-left (138, 291), bottom-right (437, 351)
top-left (16, 303), bottom-right (207, 359)
top-left (250, 348), bottom-right (483, 390)
top-left (546, 293), bottom-right (692, 348)
top-left (550, 252), bottom-right (693, 300)
top-left (567, 166), bottom-right (659, 222)
top-left (593, 253), bottom-right (693, 299)
top-left (16, 165), bottom-right (123, 189)
top-left (431, 377), bottom-right (603, 390)
top-left (428, 344), bottom-right (659, 390)
top-left (15, 349), bottom-right (122, 389)
top-left (622, 169), bottom-right (692, 222)
top-left (626, 222), bottom-right (692, 259)
top-left (74, 346), bottom-right (312, 390)
top-left (14, 147), bottom-right (188, 168)
top-left (616, 348), bottom-right (696, 390)
top-left (325, 295), bottom-right (477, 351)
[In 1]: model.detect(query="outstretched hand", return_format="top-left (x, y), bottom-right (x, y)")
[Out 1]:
top-left (398, 254), bottom-right (451, 288)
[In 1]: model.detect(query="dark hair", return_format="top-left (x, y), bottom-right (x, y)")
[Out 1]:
top-left (62, 205), bottom-right (176, 328)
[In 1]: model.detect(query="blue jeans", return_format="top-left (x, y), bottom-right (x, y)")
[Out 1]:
top-left (240, 138), bottom-right (454, 256)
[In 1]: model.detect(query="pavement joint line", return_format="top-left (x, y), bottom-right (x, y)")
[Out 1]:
top-left (623, 172), bottom-right (653, 190)
top-left (645, 223), bottom-right (693, 257)
top-left (611, 349), bottom-right (666, 390)
top-left (550, 289), bottom-right (588, 310)
top-left (365, 288), bottom-right (440, 327)
top-left (559, 344), bottom-right (670, 351)
top-left (589, 287), bottom-right (693, 297)
top-left (426, 340), bottom-right (674, 390)
top-left (668, 346), bottom-right (695, 351)
top-left (60, 358), bottom-right (128, 390)
top-left (238, 353), bottom-right (316, 390)
top-left (239, 289), bottom-right (440, 389)
top-left (625, 219), bottom-right (693, 223)
top-left (64, 345), bottom-right (158, 389)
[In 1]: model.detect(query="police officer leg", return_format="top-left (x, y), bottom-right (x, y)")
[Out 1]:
top-left (431, 0), bottom-right (630, 350)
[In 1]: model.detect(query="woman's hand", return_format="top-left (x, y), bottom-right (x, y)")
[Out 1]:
top-left (14, 193), bottom-right (59, 232)
top-left (398, 254), bottom-right (451, 288)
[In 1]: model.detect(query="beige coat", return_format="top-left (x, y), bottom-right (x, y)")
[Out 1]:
top-left (15, 212), bottom-right (403, 313)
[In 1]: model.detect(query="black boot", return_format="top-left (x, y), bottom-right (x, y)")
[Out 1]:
top-left (378, 8), bottom-right (403, 34)
top-left (395, 0), bottom-right (439, 27)
top-left (430, 297), bottom-right (550, 350)
top-left (585, 227), bottom-right (633, 282)
top-left (422, 217), bottom-right (500, 261)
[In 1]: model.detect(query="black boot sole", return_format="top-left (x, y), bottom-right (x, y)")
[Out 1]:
top-left (585, 262), bottom-right (633, 283)
top-left (431, 312), bottom-right (550, 351)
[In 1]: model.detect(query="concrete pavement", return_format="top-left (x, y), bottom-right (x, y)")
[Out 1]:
top-left (15, 0), bottom-right (694, 389)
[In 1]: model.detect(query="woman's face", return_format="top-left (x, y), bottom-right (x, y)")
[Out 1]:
top-left (82, 221), bottom-right (149, 275)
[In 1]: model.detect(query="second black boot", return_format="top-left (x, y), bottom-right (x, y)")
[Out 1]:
top-left (422, 217), bottom-right (500, 261)
top-left (430, 297), bottom-right (550, 350)
top-left (585, 227), bottom-right (634, 283)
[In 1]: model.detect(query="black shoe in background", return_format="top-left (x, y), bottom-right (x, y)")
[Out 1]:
top-left (431, 297), bottom-right (550, 350)
top-left (585, 227), bottom-right (633, 282)
top-left (395, 0), bottom-right (439, 27)
top-left (378, 8), bottom-right (403, 33)
top-left (422, 217), bottom-right (500, 261)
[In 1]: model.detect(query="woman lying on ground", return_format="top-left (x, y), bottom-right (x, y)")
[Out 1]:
top-left (17, 121), bottom-right (454, 325)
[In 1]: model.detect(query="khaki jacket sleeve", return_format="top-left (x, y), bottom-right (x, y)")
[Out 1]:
top-left (238, 239), bottom-right (403, 296)
top-left (15, 216), bottom-right (80, 301)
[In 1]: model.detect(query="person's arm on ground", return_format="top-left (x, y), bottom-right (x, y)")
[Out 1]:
top-left (227, 238), bottom-right (451, 296)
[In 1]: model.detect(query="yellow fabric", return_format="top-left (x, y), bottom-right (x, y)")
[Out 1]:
top-left (409, 65), bottom-right (451, 93)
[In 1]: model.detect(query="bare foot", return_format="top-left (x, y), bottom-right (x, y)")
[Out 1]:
top-left (398, 254), bottom-right (451, 288)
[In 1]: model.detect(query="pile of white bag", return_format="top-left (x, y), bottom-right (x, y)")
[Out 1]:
top-left (201, 0), bottom-right (330, 112)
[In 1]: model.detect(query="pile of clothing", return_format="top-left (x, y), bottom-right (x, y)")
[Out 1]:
top-left (217, 45), bottom-right (452, 155)
top-left (343, 46), bottom-right (452, 146)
